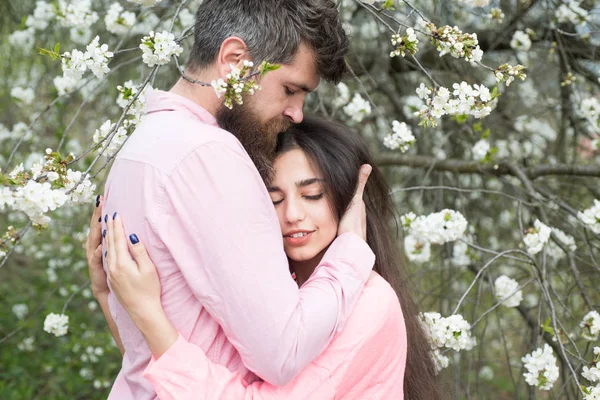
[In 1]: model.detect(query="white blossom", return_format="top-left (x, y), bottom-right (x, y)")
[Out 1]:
top-left (583, 365), bottom-right (600, 383)
top-left (523, 219), bottom-right (551, 255)
top-left (17, 337), bottom-right (35, 352)
top-left (333, 82), bottom-right (350, 108)
top-left (61, 36), bottom-right (113, 83)
top-left (510, 30), bottom-right (532, 51)
top-left (451, 241), bottom-right (471, 266)
top-left (417, 82), bottom-right (495, 126)
top-left (580, 311), bottom-right (600, 340)
top-left (420, 312), bottom-right (476, 352)
top-left (404, 209), bottom-right (468, 245)
top-left (578, 200), bottom-right (600, 234)
top-left (343, 93), bottom-right (372, 123)
top-left (472, 139), bottom-right (490, 161)
top-left (56, 0), bottom-right (98, 29)
top-left (522, 344), bottom-right (559, 390)
top-left (140, 31), bottom-right (183, 67)
top-left (416, 83), bottom-right (431, 100)
top-left (178, 8), bottom-right (195, 28)
top-left (404, 235), bottom-right (431, 263)
top-left (53, 75), bottom-right (80, 96)
top-left (93, 120), bottom-right (129, 157)
top-left (555, 1), bottom-right (588, 26)
top-left (105, 2), bottom-right (137, 35)
top-left (584, 385), bottom-right (600, 400)
top-left (494, 275), bottom-right (523, 308)
top-left (383, 121), bottom-right (415, 152)
top-left (43, 312), bottom-right (69, 337)
top-left (10, 87), bottom-right (35, 105)
top-left (128, 0), bottom-right (164, 5)
top-left (580, 98), bottom-right (600, 120)
top-left (8, 28), bottom-right (36, 48)
top-left (26, 1), bottom-right (56, 30)
top-left (12, 303), bottom-right (29, 320)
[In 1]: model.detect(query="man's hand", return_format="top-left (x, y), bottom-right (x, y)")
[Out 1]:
top-left (86, 195), bottom-right (109, 299)
top-left (338, 164), bottom-right (372, 241)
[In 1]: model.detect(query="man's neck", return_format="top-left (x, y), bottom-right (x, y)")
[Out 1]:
top-left (170, 69), bottom-right (221, 116)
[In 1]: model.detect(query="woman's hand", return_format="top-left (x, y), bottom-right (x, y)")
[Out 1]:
top-left (86, 195), bottom-right (109, 299)
top-left (105, 213), bottom-right (178, 357)
top-left (104, 213), bottom-right (162, 320)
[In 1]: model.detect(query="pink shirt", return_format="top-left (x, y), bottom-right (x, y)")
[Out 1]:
top-left (143, 274), bottom-right (407, 399)
top-left (101, 90), bottom-right (375, 399)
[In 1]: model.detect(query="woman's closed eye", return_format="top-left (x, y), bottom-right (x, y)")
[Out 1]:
top-left (303, 193), bottom-right (324, 201)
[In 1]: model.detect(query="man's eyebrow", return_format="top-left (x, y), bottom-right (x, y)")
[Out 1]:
top-left (267, 185), bottom-right (281, 193)
top-left (296, 178), bottom-right (323, 187)
top-left (286, 82), bottom-right (315, 93)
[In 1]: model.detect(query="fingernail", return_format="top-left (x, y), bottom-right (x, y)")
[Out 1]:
top-left (102, 229), bottom-right (107, 238)
top-left (129, 234), bottom-right (139, 245)
top-left (96, 194), bottom-right (100, 202)
top-left (96, 201), bottom-right (100, 208)
top-left (113, 212), bottom-right (117, 220)
top-left (104, 251), bottom-right (107, 257)
top-left (98, 217), bottom-right (101, 223)
top-left (104, 214), bottom-right (108, 223)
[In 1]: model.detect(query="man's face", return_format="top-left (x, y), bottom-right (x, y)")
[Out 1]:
top-left (216, 42), bottom-right (320, 180)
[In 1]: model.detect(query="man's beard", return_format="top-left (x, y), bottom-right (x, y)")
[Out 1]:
top-left (216, 100), bottom-right (291, 182)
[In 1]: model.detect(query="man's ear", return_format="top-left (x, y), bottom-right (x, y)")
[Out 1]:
top-left (216, 36), bottom-right (251, 77)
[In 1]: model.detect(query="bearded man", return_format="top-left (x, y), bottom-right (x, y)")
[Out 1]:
top-left (94, 1), bottom-right (375, 398)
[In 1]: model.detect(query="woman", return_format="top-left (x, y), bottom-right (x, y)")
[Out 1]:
top-left (88, 115), bottom-right (441, 399)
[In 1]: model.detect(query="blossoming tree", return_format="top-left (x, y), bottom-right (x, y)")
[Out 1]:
top-left (1, 0), bottom-right (599, 398)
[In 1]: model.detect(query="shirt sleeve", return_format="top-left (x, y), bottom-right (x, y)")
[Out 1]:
top-left (150, 141), bottom-right (375, 385)
top-left (143, 334), bottom-right (336, 400)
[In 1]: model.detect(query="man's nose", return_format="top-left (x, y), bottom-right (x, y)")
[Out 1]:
top-left (283, 97), bottom-right (305, 123)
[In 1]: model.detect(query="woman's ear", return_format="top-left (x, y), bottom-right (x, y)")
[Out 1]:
top-left (215, 36), bottom-right (251, 78)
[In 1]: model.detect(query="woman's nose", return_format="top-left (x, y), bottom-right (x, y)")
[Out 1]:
top-left (284, 198), bottom-right (305, 223)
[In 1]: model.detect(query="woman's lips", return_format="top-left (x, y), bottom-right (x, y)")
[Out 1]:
top-left (284, 231), bottom-right (314, 246)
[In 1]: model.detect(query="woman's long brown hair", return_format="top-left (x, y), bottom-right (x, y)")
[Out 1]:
top-left (274, 115), bottom-right (442, 399)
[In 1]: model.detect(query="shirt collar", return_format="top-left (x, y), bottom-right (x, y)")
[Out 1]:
top-left (145, 88), bottom-right (219, 127)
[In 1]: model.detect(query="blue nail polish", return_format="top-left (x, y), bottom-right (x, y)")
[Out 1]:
top-left (98, 217), bottom-right (101, 223)
top-left (96, 200), bottom-right (100, 208)
top-left (113, 212), bottom-right (117, 220)
top-left (104, 214), bottom-right (108, 223)
top-left (96, 194), bottom-right (100, 202)
top-left (104, 251), bottom-right (107, 257)
top-left (102, 229), bottom-right (107, 238)
top-left (129, 234), bottom-right (139, 245)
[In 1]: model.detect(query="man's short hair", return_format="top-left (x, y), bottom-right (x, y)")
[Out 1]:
top-left (188, 0), bottom-right (349, 83)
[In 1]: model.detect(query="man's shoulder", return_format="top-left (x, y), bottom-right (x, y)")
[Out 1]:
top-left (117, 111), bottom-right (247, 175)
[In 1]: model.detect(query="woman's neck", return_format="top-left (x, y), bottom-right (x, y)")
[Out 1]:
top-left (289, 247), bottom-right (329, 287)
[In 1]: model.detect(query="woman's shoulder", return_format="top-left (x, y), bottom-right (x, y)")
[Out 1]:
top-left (344, 273), bottom-right (405, 337)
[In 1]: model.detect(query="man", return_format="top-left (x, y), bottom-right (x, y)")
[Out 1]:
top-left (96, 1), bottom-right (375, 398)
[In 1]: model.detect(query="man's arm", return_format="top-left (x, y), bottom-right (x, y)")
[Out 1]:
top-left (150, 141), bottom-right (374, 385)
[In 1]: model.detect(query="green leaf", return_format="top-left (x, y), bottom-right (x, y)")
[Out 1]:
top-left (383, 0), bottom-right (395, 10)
top-left (541, 317), bottom-right (555, 336)
top-left (38, 46), bottom-right (62, 61)
top-left (473, 121), bottom-right (483, 133)
top-left (481, 128), bottom-right (491, 139)
top-left (259, 61), bottom-right (281, 77)
top-left (54, 42), bottom-right (61, 54)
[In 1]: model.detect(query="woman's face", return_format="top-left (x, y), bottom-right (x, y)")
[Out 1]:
top-left (267, 149), bottom-right (338, 264)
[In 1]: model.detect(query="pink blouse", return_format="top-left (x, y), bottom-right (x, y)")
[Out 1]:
top-left (143, 274), bottom-right (407, 399)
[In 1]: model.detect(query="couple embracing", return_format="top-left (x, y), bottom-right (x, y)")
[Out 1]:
top-left (86, 1), bottom-right (441, 398)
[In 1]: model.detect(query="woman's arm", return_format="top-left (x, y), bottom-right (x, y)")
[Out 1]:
top-left (103, 215), bottom-right (336, 399)
top-left (85, 196), bottom-right (124, 355)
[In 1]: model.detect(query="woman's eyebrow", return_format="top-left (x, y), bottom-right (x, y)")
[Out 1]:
top-left (295, 178), bottom-right (323, 187)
